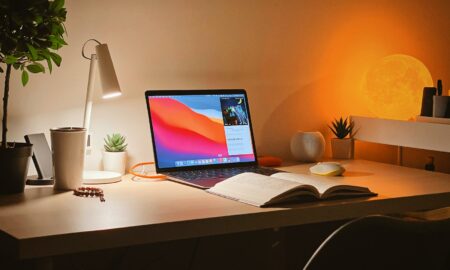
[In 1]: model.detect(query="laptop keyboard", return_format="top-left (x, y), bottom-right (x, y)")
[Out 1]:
top-left (166, 166), bottom-right (282, 181)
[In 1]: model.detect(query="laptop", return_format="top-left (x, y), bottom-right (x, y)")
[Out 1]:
top-left (145, 89), bottom-right (282, 189)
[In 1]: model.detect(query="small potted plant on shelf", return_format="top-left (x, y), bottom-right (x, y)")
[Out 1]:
top-left (0, 0), bottom-right (67, 194)
top-left (329, 117), bottom-right (355, 159)
top-left (103, 133), bottom-right (127, 175)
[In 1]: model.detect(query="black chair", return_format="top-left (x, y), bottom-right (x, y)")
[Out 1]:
top-left (303, 215), bottom-right (450, 270)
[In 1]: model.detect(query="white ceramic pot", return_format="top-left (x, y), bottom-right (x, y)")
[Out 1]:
top-left (290, 131), bottom-right (325, 162)
top-left (103, 151), bottom-right (127, 175)
top-left (331, 138), bottom-right (354, 159)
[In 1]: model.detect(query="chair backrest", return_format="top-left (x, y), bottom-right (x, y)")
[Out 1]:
top-left (303, 215), bottom-right (450, 270)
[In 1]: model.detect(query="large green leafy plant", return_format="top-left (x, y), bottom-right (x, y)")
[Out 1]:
top-left (0, 0), bottom-right (67, 149)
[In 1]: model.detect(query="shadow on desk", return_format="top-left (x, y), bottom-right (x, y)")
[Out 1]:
top-left (0, 187), bottom-right (66, 206)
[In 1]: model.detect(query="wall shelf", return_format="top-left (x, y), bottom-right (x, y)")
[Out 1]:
top-left (351, 116), bottom-right (450, 153)
top-left (415, 116), bottom-right (450, 125)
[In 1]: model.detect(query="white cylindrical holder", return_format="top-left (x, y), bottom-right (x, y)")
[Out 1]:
top-left (103, 151), bottom-right (127, 175)
top-left (51, 127), bottom-right (86, 190)
top-left (290, 131), bottom-right (325, 162)
top-left (433, 96), bottom-right (449, 118)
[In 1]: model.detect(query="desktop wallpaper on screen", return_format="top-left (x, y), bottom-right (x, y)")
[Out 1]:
top-left (148, 94), bottom-right (256, 168)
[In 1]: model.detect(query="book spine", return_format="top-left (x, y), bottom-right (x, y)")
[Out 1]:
top-left (205, 190), bottom-right (262, 207)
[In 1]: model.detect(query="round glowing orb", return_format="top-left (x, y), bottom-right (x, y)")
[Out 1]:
top-left (362, 54), bottom-right (433, 120)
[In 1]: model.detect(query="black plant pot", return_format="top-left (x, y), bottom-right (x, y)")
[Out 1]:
top-left (0, 142), bottom-right (33, 194)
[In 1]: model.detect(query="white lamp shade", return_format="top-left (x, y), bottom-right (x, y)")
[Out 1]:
top-left (95, 43), bottom-right (122, 99)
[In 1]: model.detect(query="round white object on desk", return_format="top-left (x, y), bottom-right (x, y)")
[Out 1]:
top-left (290, 131), bottom-right (325, 162)
top-left (310, 162), bottom-right (345, 176)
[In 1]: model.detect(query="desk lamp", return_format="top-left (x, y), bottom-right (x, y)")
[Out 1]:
top-left (82, 39), bottom-right (122, 184)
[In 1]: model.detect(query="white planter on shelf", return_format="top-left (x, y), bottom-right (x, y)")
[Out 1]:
top-left (103, 151), bottom-right (127, 175)
top-left (290, 131), bottom-right (325, 162)
top-left (331, 138), bottom-right (354, 159)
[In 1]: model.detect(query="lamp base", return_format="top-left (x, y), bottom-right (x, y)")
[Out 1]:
top-left (83, 170), bottom-right (122, 184)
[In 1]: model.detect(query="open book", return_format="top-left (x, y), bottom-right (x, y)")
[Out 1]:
top-left (207, 172), bottom-right (376, 207)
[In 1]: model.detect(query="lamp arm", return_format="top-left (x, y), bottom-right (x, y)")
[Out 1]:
top-left (83, 54), bottom-right (98, 146)
top-left (82, 39), bottom-right (101, 60)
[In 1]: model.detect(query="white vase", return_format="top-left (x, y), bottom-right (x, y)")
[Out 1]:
top-left (290, 131), bottom-right (325, 162)
top-left (103, 151), bottom-right (127, 175)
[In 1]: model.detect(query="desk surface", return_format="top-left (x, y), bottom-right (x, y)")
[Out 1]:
top-left (1, 160), bottom-right (449, 259)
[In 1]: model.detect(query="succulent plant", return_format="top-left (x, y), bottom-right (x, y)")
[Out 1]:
top-left (329, 117), bottom-right (354, 139)
top-left (104, 133), bottom-right (127, 152)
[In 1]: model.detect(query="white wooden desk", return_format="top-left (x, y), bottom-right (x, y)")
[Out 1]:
top-left (0, 160), bottom-right (449, 260)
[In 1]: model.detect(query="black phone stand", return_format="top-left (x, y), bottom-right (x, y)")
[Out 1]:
top-left (26, 177), bottom-right (54, 186)
top-left (24, 133), bottom-right (55, 186)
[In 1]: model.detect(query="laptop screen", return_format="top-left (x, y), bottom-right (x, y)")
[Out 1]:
top-left (146, 90), bottom-right (257, 170)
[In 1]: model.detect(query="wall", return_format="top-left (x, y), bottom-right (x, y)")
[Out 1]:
top-left (2, 0), bottom-right (450, 173)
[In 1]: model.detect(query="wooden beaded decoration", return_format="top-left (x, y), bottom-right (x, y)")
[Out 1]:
top-left (73, 187), bottom-right (105, 202)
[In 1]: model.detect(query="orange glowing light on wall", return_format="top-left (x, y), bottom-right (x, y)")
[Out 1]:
top-left (361, 54), bottom-right (433, 120)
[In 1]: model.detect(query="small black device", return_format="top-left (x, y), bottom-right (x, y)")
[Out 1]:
top-left (420, 87), bottom-right (437, 117)
top-left (24, 133), bottom-right (54, 185)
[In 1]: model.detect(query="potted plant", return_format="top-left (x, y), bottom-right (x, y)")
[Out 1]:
top-left (329, 117), bottom-right (355, 159)
top-left (0, 0), bottom-right (67, 194)
top-left (103, 133), bottom-right (127, 175)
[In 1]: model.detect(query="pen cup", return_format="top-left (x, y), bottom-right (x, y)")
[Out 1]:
top-left (50, 127), bottom-right (86, 190)
top-left (433, 96), bottom-right (449, 118)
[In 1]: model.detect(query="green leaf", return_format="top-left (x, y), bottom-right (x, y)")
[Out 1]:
top-left (27, 44), bottom-right (38, 60)
top-left (49, 35), bottom-right (68, 47)
top-left (46, 58), bottom-right (53, 73)
top-left (62, 23), bottom-right (68, 36)
top-left (22, 70), bottom-right (29, 86)
top-left (40, 49), bottom-right (51, 59)
top-left (51, 0), bottom-right (65, 12)
top-left (52, 24), bottom-right (65, 36)
top-left (26, 63), bottom-right (45, 73)
top-left (4, 55), bottom-right (17, 64)
top-left (50, 52), bottom-right (62, 66)
top-left (35, 15), bottom-right (43, 25)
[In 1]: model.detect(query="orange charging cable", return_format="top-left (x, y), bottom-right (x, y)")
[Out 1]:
top-left (129, 162), bottom-right (167, 179)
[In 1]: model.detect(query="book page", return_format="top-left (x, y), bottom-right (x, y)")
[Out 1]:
top-left (207, 172), bottom-right (314, 207)
top-left (270, 172), bottom-right (370, 196)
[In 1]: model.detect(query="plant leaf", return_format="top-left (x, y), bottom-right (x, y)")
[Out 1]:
top-left (0, 66), bottom-right (3, 73)
top-left (328, 125), bottom-right (338, 138)
top-left (27, 44), bottom-right (38, 60)
top-left (50, 52), bottom-right (62, 66)
top-left (34, 15), bottom-right (43, 25)
top-left (26, 63), bottom-right (45, 73)
top-left (104, 133), bottom-right (126, 152)
top-left (22, 70), bottom-right (29, 86)
top-left (5, 55), bottom-right (17, 64)
top-left (51, 0), bottom-right (65, 12)
top-left (332, 121), bottom-right (339, 130)
top-left (46, 58), bottom-right (53, 73)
